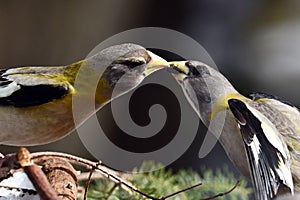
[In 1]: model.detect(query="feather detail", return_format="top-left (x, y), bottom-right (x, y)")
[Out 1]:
top-left (0, 67), bottom-right (70, 107)
top-left (228, 98), bottom-right (294, 199)
top-left (0, 81), bottom-right (21, 97)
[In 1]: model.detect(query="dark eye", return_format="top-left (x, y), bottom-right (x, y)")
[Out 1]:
top-left (188, 65), bottom-right (200, 76)
top-left (186, 61), bottom-right (210, 77)
top-left (114, 57), bottom-right (146, 69)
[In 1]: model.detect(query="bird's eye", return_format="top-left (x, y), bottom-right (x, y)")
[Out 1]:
top-left (187, 65), bottom-right (200, 76)
top-left (186, 61), bottom-right (210, 77)
top-left (114, 57), bottom-right (146, 69)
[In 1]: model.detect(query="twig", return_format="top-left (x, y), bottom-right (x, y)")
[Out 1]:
top-left (161, 182), bottom-right (203, 199)
top-left (30, 151), bottom-right (160, 200)
top-left (78, 171), bottom-right (107, 181)
top-left (83, 165), bottom-right (95, 200)
top-left (29, 151), bottom-right (203, 200)
top-left (106, 183), bottom-right (119, 199)
top-left (17, 148), bottom-right (60, 200)
top-left (200, 180), bottom-right (241, 200)
top-left (78, 171), bottom-right (203, 200)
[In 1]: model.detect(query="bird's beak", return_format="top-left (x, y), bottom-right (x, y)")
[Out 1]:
top-left (168, 61), bottom-right (189, 81)
top-left (143, 51), bottom-right (169, 76)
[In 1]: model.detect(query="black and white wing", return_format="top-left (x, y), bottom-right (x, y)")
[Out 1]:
top-left (228, 98), bottom-right (293, 200)
top-left (0, 67), bottom-right (70, 107)
top-left (249, 92), bottom-right (300, 139)
top-left (250, 92), bottom-right (300, 162)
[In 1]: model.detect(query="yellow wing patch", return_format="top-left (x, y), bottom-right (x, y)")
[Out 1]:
top-left (210, 93), bottom-right (247, 120)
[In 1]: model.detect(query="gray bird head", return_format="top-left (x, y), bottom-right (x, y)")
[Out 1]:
top-left (169, 60), bottom-right (239, 125)
top-left (87, 43), bottom-right (169, 105)
top-left (104, 45), bottom-right (167, 90)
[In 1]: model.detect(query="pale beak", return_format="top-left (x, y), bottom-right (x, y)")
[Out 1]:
top-left (168, 61), bottom-right (189, 81)
top-left (143, 50), bottom-right (169, 76)
top-left (168, 61), bottom-right (189, 75)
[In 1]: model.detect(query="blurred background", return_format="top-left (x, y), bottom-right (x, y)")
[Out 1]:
top-left (0, 0), bottom-right (299, 188)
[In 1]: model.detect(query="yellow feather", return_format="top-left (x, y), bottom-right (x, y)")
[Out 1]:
top-left (210, 93), bottom-right (247, 120)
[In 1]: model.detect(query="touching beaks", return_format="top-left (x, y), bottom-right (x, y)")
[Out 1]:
top-left (143, 51), bottom-right (169, 76)
top-left (169, 61), bottom-right (189, 75)
top-left (167, 61), bottom-right (189, 81)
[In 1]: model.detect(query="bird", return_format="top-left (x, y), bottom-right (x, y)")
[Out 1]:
top-left (0, 43), bottom-right (168, 146)
top-left (169, 60), bottom-right (299, 199)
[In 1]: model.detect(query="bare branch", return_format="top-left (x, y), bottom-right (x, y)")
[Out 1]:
top-left (3, 150), bottom-right (239, 200)
top-left (162, 182), bottom-right (203, 199)
top-left (30, 151), bottom-right (161, 200)
top-left (83, 167), bottom-right (94, 200)
top-left (17, 148), bottom-right (60, 200)
top-left (200, 180), bottom-right (241, 200)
